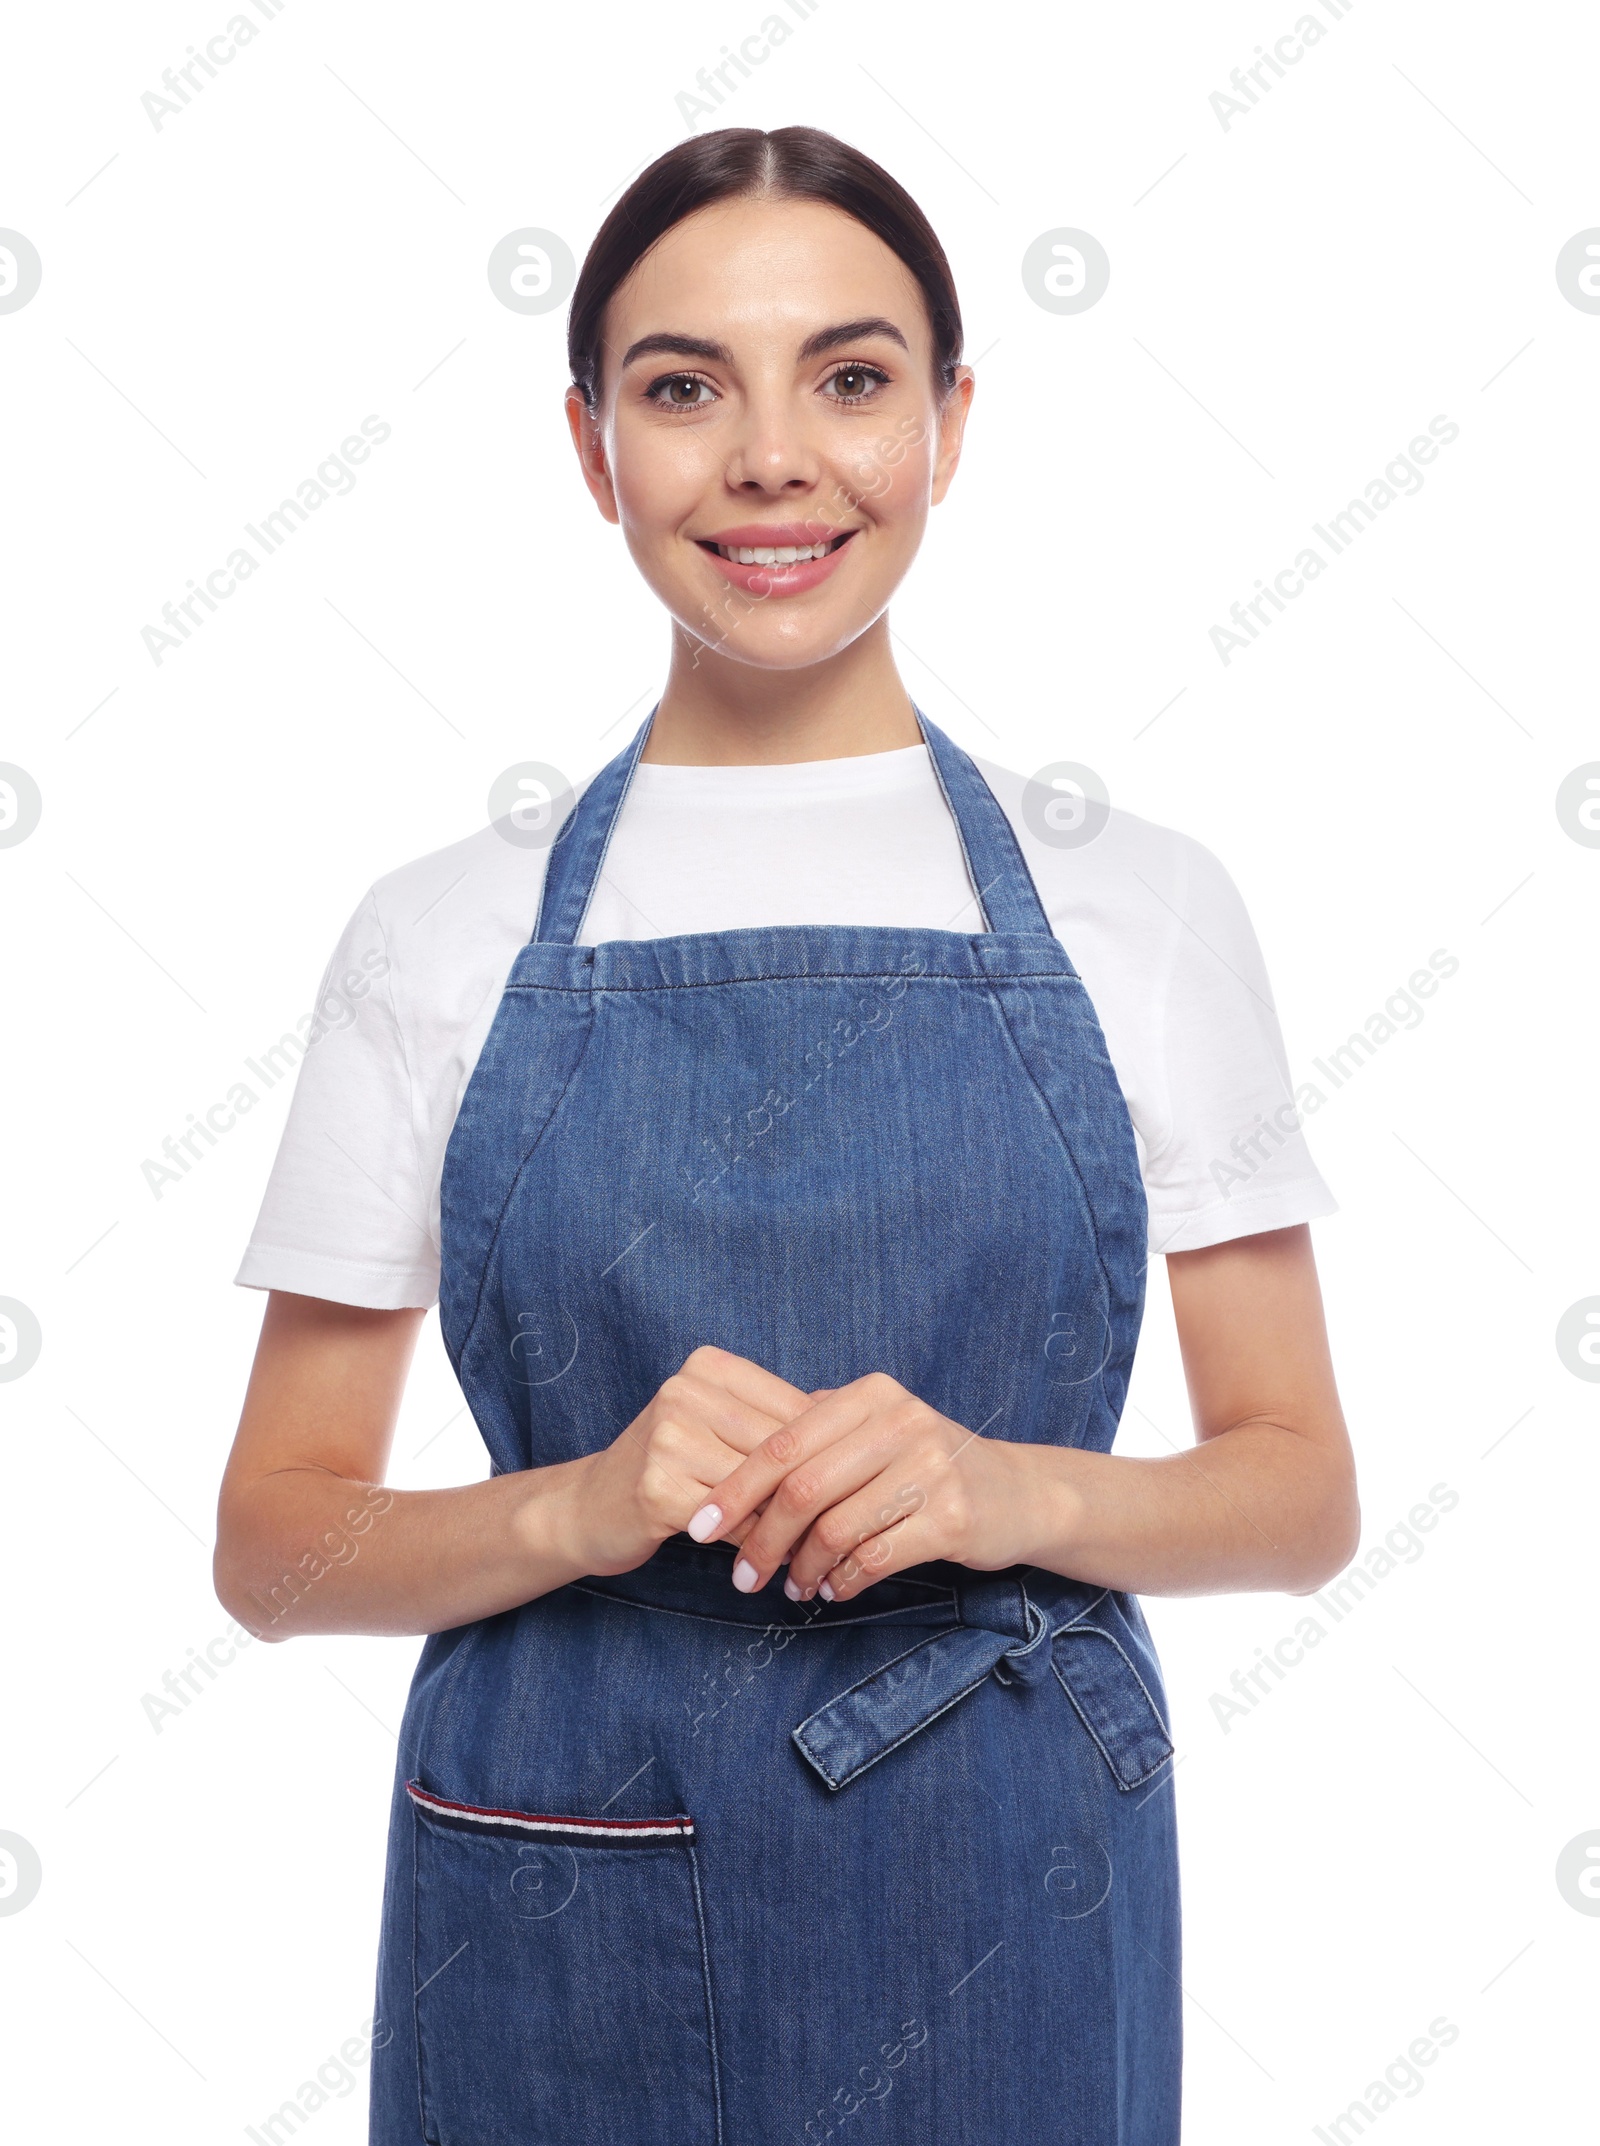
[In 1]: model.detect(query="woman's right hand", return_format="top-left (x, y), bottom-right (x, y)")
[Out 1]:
top-left (562, 1345), bottom-right (815, 1578)
top-left (217, 1299), bottom-right (835, 1640)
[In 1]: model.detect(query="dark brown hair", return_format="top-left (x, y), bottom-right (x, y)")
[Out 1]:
top-left (567, 126), bottom-right (963, 412)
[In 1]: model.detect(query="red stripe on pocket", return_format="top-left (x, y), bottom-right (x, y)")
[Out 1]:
top-left (407, 1779), bottom-right (694, 1846)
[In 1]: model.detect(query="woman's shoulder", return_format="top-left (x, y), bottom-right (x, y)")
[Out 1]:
top-left (365, 818), bottom-right (546, 952)
top-left (300, 813), bottom-right (565, 1066)
top-left (355, 791), bottom-right (600, 1014)
top-left (970, 752), bottom-right (1244, 942)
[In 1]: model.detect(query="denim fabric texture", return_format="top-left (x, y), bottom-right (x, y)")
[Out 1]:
top-left (369, 707), bottom-right (1182, 2144)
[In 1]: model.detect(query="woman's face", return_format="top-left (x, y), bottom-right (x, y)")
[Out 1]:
top-left (568, 195), bottom-right (973, 672)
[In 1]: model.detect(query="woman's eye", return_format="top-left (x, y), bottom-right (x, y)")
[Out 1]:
top-left (822, 364), bottom-right (888, 403)
top-left (647, 373), bottom-right (716, 410)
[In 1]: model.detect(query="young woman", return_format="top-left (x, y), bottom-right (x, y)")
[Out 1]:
top-left (217, 126), bottom-right (1357, 2146)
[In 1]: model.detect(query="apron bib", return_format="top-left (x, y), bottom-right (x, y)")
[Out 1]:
top-left (369, 708), bottom-right (1181, 2146)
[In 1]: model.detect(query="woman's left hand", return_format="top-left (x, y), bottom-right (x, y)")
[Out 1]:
top-left (689, 1374), bottom-right (1063, 1603)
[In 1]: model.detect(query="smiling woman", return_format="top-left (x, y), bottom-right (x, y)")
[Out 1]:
top-left (560, 140), bottom-right (971, 729)
top-left (216, 125), bottom-right (1356, 2146)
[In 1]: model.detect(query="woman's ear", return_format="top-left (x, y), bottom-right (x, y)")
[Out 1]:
top-left (930, 366), bottom-right (976, 509)
top-left (565, 385), bottom-right (620, 526)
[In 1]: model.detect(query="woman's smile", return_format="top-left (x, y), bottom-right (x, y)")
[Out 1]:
top-left (694, 521), bottom-right (862, 594)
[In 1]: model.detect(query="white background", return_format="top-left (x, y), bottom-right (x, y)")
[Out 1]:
top-left (1, 1), bottom-right (1596, 2138)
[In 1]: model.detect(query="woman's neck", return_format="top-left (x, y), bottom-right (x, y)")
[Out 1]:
top-left (640, 617), bottom-right (922, 766)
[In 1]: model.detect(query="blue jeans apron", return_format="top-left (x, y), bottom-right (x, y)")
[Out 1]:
top-left (369, 707), bottom-right (1181, 2145)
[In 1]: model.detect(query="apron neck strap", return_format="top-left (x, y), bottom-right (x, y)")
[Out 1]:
top-left (916, 711), bottom-right (1052, 936)
top-left (530, 701), bottom-right (1052, 944)
top-left (530, 705), bottom-right (658, 947)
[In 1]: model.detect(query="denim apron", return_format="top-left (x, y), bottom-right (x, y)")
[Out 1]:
top-left (369, 707), bottom-right (1181, 2145)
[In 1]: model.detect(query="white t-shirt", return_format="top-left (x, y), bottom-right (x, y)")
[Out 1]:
top-left (234, 743), bottom-right (1336, 1311)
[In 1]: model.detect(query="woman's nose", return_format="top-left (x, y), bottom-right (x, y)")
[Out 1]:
top-left (721, 393), bottom-right (824, 492)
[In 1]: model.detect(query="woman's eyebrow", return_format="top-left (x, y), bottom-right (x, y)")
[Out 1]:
top-left (618, 317), bottom-right (911, 372)
top-left (796, 317), bottom-right (910, 363)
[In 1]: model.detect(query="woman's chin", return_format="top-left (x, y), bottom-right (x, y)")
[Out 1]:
top-left (663, 602), bottom-right (886, 672)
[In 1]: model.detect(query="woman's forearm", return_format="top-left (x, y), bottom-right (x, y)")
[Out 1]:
top-left (1008, 1417), bottom-right (1360, 1599)
top-left (214, 1459), bottom-right (595, 1641)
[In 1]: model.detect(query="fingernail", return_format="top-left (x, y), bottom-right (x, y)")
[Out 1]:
top-left (783, 1576), bottom-right (801, 1601)
top-left (818, 1579), bottom-right (835, 1602)
top-left (687, 1504), bottom-right (722, 1543)
top-left (732, 1558), bottom-right (759, 1593)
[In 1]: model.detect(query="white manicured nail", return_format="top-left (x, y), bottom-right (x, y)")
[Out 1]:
top-left (783, 1576), bottom-right (801, 1601)
top-left (687, 1504), bottom-right (721, 1543)
top-left (732, 1558), bottom-right (759, 1593)
top-left (819, 1579), bottom-right (835, 1602)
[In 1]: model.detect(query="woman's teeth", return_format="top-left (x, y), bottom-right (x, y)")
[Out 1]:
top-left (715, 540), bottom-right (837, 564)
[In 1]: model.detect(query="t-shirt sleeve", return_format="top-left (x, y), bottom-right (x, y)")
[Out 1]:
top-left (1141, 836), bottom-right (1338, 1255)
top-left (232, 886), bottom-right (440, 1309)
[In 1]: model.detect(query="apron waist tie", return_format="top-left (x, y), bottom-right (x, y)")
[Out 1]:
top-left (791, 1569), bottom-right (1175, 1794)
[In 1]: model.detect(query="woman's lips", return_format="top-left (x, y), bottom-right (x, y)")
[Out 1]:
top-left (695, 528), bottom-right (859, 596)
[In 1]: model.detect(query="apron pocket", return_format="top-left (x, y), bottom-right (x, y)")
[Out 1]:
top-left (407, 1780), bottom-right (721, 2146)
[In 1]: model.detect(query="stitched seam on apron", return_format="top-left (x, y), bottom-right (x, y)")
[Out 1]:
top-left (503, 968), bottom-right (1082, 995)
top-left (403, 1625), bottom-right (497, 2140)
top-left (983, 982), bottom-right (1115, 1298)
top-left (408, 1794), bottom-right (441, 2145)
top-left (1059, 1612), bottom-right (1170, 1729)
top-left (796, 1629), bottom-right (961, 1712)
top-left (684, 1845), bottom-right (726, 2146)
top-left (567, 1580), bottom-right (959, 1633)
top-left (920, 714), bottom-right (996, 932)
top-left (551, 725), bottom-right (649, 946)
top-left (407, 1785), bottom-right (425, 2145)
top-left (421, 1618), bottom-right (494, 1764)
top-left (1040, 1580), bottom-right (1114, 1625)
top-left (798, 1669), bottom-right (998, 1791)
top-left (452, 994), bottom-right (602, 1368)
top-left (1048, 1651), bottom-right (1174, 1791)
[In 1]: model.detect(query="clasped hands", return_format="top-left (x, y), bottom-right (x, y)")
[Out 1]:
top-left (569, 1343), bottom-right (1051, 1605)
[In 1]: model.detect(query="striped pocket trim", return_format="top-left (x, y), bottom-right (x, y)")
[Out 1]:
top-left (406, 1780), bottom-right (694, 1847)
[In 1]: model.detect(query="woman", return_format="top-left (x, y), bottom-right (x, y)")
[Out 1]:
top-left (217, 125), bottom-right (1358, 2145)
